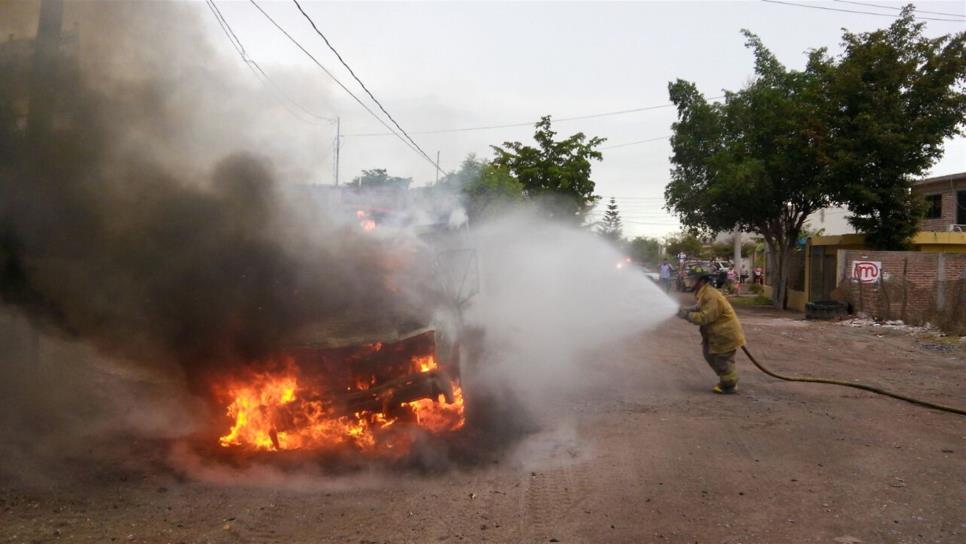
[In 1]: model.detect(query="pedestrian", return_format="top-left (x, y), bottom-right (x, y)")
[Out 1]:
top-left (753, 266), bottom-right (763, 285)
top-left (659, 259), bottom-right (674, 293)
top-left (740, 264), bottom-right (749, 285)
top-left (677, 273), bottom-right (745, 394)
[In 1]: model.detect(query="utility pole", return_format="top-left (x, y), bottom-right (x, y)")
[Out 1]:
top-left (733, 228), bottom-right (742, 286)
top-left (26, 0), bottom-right (64, 143)
top-left (334, 116), bottom-right (340, 186)
top-left (435, 151), bottom-right (440, 184)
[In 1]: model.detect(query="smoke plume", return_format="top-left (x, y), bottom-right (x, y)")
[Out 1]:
top-left (0, 1), bottom-right (398, 379)
top-left (0, 1), bottom-right (677, 483)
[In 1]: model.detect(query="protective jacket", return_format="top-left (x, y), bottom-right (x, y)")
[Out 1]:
top-left (686, 283), bottom-right (746, 354)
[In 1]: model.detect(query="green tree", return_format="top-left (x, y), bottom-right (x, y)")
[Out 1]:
top-left (666, 36), bottom-right (829, 307)
top-left (710, 235), bottom-right (757, 259)
top-left (598, 197), bottom-right (623, 242)
top-left (818, 7), bottom-right (966, 249)
top-left (665, 9), bottom-right (966, 307)
top-left (439, 154), bottom-right (524, 222)
top-left (491, 116), bottom-right (605, 223)
top-left (463, 164), bottom-right (524, 222)
top-left (349, 169), bottom-right (412, 189)
top-left (629, 236), bottom-right (661, 266)
top-left (663, 232), bottom-right (703, 260)
top-left (437, 154), bottom-right (485, 190)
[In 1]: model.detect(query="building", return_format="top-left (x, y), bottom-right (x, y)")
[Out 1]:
top-left (763, 172), bottom-right (966, 322)
top-left (913, 172), bottom-right (966, 232)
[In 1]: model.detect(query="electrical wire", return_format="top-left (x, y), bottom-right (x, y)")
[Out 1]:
top-left (345, 98), bottom-right (723, 138)
top-left (761, 0), bottom-right (966, 22)
top-left (205, 0), bottom-right (335, 125)
top-left (740, 346), bottom-right (966, 416)
top-left (833, 0), bottom-right (965, 19)
top-left (600, 135), bottom-right (673, 150)
top-left (291, 0), bottom-right (443, 176)
top-left (248, 0), bottom-right (442, 172)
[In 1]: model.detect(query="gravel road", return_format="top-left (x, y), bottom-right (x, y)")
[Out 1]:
top-left (2, 303), bottom-right (964, 543)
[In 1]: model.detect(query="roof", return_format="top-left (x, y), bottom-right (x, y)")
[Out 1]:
top-left (914, 171), bottom-right (966, 187)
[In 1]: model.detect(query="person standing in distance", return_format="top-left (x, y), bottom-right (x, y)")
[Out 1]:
top-left (659, 259), bottom-right (674, 293)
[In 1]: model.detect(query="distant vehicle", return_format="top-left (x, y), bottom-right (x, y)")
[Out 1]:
top-left (677, 259), bottom-right (711, 291)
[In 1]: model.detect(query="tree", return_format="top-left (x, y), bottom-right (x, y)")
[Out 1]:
top-left (666, 35), bottom-right (830, 308)
top-left (710, 235), bottom-right (757, 259)
top-left (463, 163), bottom-right (524, 222)
top-left (663, 232), bottom-right (704, 260)
top-left (818, 7), bottom-right (966, 249)
top-left (629, 236), bottom-right (661, 266)
top-left (598, 197), bottom-right (623, 242)
top-left (348, 169), bottom-right (412, 190)
top-left (439, 154), bottom-right (524, 222)
top-left (437, 154), bottom-right (485, 190)
top-left (491, 116), bottom-right (605, 223)
top-left (665, 9), bottom-right (966, 307)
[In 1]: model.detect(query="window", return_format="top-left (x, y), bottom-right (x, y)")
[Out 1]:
top-left (959, 191), bottom-right (966, 225)
top-left (924, 194), bottom-right (942, 219)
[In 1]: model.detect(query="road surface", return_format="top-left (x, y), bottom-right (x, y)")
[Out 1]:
top-left (2, 303), bottom-right (964, 543)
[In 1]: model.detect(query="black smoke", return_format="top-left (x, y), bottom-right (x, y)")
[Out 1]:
top-left (0, 1), bottom-right (400, 382)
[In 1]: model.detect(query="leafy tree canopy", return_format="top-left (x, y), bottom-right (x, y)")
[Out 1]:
top-left (663, 232), bottom-right (704, 260)
top-left (629, 236), bottom-right (661, 266)
top-left (665, 6), bottom-right (965, 306)
top-left (491, 116), bottom-right (605, 223)
top-left (438, 155), bottom-right (523, 223)
top-left (818, 9), bottom-right (966, 247)
top-left (349, 169), bottom-right (412, 190)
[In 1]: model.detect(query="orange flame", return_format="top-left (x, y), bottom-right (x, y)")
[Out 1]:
top-left (216, 354), bottom-right (464, 454)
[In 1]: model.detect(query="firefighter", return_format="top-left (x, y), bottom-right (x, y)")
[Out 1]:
top-left (677, 273), bottom-right (745, 394)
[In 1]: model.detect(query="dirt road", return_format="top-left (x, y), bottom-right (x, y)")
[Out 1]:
top-left (2, 304), bottom-right (964, 543)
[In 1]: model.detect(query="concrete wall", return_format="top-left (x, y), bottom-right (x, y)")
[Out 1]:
top-left (761, 285), bottom-right (807, 312)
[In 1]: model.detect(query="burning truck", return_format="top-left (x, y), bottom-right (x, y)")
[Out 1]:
top-left (209, 185), bottom-right (478, 458)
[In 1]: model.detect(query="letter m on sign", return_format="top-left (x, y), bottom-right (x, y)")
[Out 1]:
top-left (851, 261), bottom-right (881, 283)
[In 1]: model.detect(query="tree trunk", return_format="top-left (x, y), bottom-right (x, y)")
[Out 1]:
top-left (770, 241), bottom-right (793, 310)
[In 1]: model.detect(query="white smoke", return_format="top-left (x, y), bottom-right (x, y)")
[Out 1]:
top-left (465, 211), bottom-right (678, 415)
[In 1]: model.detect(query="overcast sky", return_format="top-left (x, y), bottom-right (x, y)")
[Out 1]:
top-left (199, 0), bottom-right (966, 238)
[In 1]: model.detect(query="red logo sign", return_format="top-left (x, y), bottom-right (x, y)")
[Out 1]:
top-left (851, 261), bottom-right (881, 283)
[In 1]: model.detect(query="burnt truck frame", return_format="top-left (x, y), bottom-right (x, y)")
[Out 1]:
top-left (285, 217), bottom-right (479, 423)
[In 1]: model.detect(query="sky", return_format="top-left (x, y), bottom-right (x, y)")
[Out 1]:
top-left (198, 0), bottom-right (966, 238)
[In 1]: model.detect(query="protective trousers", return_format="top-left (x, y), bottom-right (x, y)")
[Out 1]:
top-left (702, 338), bottom-right (738, 389)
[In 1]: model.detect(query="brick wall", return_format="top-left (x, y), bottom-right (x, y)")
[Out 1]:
top-left (914, 176), bottom-right (966, 232)
top-left (841, 250), bottom-right (966, 334)
top-left (919, 191), bottom-right (956, 232)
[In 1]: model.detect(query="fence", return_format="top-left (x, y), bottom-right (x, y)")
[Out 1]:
top-left (840, 250), bottom-right (966, 334)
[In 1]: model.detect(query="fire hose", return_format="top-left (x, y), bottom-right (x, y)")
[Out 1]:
top-left (740, 345), bottom-right (966, 416)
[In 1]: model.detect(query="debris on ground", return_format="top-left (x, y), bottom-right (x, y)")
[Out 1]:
top-left (841, 317), bottom-right (937, 334)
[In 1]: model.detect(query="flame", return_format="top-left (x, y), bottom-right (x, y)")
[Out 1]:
top-left (404, 384), bottom-right (465, 433)
top-left (356, 210), bottom-right (377, 231)
top-left (216, 354), bottom-right (464, 455)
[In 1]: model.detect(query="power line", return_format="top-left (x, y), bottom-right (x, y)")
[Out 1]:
top-left (600, 135), bottom-right (672, 150)
top-left (248, 0), bottom-right (441, 173)
top-left (290, 0), bottom-right (443, 176)
top-left (205, 0), bottom-right (335, 125)
top-left (597, 194), bottom-right (665, 199)
top-left (345, 98), bottom-right (724, 138)
top-left (761, 0), bottom-right (966, 22)
top-left (833, 0), bottom-right (965, 19)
